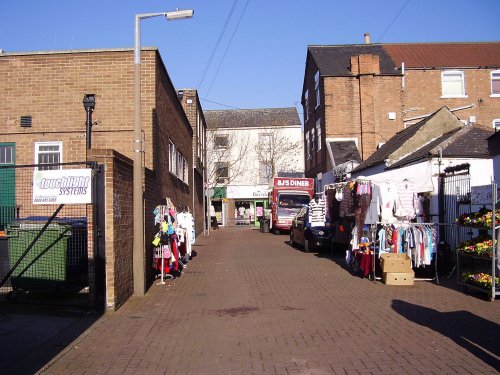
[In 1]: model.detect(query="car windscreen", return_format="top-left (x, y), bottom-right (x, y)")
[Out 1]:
top-left (277, 193), bottom-right (311, 208)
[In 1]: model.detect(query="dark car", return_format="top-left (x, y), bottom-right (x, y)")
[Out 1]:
top-left (289, 206), bottom-right (333, 253)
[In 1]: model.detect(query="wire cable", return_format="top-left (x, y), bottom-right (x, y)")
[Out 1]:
top-left (377, 0), bottom-right (411, 42)
top-left (200, 97), bottom-right (243, 110)
top-left (205, 0), bottom-right (250, 97)
top-left (196, 0), bottom-right (239, 90)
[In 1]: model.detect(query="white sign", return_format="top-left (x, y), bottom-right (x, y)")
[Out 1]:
top-left (33, 169), bottom-right (92, 204)
top-left (471, 185), bottom-right (492, 205)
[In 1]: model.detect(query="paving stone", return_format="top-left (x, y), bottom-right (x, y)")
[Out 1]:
top-left (5, 227), bottom-right (496, 374)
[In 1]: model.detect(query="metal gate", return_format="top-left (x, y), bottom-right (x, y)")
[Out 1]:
top-left (438, 165), bottom-right (472, 250)
top-left (0, 162), bottom-right (103, 310)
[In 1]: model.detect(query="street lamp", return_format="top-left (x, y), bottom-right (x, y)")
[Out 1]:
top-left (133, 9), bottom-right (194, 296)
top-left (82, 94), bottom-right (95, 150)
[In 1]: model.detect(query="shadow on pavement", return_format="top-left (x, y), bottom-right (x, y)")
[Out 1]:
top-left (391, 299), bottom-right (500, 372)
top-left (0, 304), bottom-right (100, 374)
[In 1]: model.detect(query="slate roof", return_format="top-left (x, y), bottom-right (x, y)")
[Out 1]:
top-left (308, 42), bottom-right (500, 77)
top-left (329, 140), bottom-right (362, 165)
top-left (204, 107), bottom-right (301, 129)
top-left (353, 114), bottom-right (493, 172)
top-left (352, 111), bottom-right (437, 172)
top-left (308, 45), bottom-right (399, 76)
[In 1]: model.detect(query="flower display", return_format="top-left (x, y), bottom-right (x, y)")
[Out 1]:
top-left (461, 272), bottom-right (499, 289)
top-left (457, 236), bottom-right (496, 257)
top-left (456, 209), bottom-right (500, 229)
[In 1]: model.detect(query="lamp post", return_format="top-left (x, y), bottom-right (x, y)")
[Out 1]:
top-left (133, 9), bottom-right (194, 296)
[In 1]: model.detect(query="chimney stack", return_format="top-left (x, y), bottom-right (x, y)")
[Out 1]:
top-left (364, 33), bottom-right (371, 44)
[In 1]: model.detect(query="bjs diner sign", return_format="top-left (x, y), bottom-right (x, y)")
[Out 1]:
top-left (273, 178), bottom-right (313, 188)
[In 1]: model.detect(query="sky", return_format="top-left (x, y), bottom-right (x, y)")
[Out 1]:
top-left (1, 0), bottom-right (499, 120)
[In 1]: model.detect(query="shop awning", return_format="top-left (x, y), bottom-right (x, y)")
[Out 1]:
top-left (212, 187), bottom-right (227, 199)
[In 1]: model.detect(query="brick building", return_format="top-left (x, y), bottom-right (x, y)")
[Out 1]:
top-left (177, 88), bottom-right (208, 235)
top-left (0, 48), bottom-right (199, 310)
top-left (301, 38), bottom-right (500, 188)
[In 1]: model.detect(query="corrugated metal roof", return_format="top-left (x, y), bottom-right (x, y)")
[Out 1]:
top-left (204, 107), bottom-right (301, 129)
top-left (383, 42), bottom-right (500, 68)
top-left (308, 42), bottom-right (500, 77)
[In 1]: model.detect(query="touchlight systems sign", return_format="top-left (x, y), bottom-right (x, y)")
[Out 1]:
top-left (33, 169), bottom-right (92, 204)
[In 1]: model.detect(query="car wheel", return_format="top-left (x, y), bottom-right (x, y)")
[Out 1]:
top-left (289, 232), bottom-right (295, 247)
top-left (304, 238), bottom-right (310, 253)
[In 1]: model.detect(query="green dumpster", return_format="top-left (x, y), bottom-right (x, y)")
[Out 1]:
top-left (6, 222), bottom-right (71, 291)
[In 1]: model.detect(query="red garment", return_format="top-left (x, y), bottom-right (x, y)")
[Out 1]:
top-left (391, 229), bottom-right (398, 253)
top-left (356, 252), bottom-right (373, 277)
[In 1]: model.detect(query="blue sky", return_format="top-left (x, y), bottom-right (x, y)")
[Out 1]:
top-left (1, 0), bottom-right (499, 118)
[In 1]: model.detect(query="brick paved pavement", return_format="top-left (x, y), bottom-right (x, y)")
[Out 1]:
top-left (38, 227), bottom-right (500, 375)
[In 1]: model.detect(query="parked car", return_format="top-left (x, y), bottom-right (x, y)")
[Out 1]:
top-left (289, 206), bottom-right (333, 253)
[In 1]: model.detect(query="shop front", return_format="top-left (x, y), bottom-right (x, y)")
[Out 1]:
top-left (227, 185), bottom-right (269, 227)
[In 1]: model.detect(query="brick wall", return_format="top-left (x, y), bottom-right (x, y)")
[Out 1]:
top-left (323, 73), bottom-right (402, 161)
top-left (403, 69), bottom-right (498, 128)
top-left (1, 49), bottom-right (197, 308)
top-left (88, 149), bottom-right (134, 310)
top-left (178, 89), bottom-right (207, 235)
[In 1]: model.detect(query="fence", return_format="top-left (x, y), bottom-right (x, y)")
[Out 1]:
top-left (438, 167), bottom-right (472, 250)
top-left (0, 162), bottom-right (101, 309)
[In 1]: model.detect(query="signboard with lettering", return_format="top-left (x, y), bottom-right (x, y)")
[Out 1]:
top-left (273, 177), bottom-right (314, 189)
top-left (33, 169), bottom-right (92, 204)
top-left (470, 185), bottom-right (495, 205)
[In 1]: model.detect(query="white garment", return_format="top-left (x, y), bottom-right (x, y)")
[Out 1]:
top-left (379, 181), bottom-right (397, 224)
top-left (394, 181), bottom-right (417, 220)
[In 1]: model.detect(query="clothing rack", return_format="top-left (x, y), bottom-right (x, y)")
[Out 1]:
top-left (371, 222), bottom-right (448, 285)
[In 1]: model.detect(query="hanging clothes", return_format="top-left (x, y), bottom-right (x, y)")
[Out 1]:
top-left (308, 196), bottom-right (326, 227)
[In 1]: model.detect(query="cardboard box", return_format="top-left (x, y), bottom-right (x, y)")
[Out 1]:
top-left (383, 271), bottom-right (414, 286)
top-left (380, 253), bottom-right (412, 273)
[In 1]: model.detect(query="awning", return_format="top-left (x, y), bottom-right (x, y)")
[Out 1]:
top-left (356, 161), bottom-right (434, 193)
top-left (212, 187), bottom-right (227, 199)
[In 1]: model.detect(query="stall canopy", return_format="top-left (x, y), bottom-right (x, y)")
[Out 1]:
top-left (356, 161), bottom-right (434, 193)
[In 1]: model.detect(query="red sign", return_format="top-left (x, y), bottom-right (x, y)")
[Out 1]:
top-left (273, 178), bottom-right (313, 189)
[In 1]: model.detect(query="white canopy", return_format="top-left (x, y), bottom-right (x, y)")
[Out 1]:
top-left (356, 161), bottom-right (434, 193)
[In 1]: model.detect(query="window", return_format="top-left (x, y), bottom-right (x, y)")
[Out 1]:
top-left (0, 144), bottom-right (14, 165)
top-left (491, 70), bottom-right (500, 96)
top-left (493, 119), bottom-right (500, 130)
top-left (168, 141), bottom-right (189, 185)
top-left (441, 70), bottom-right (466, 98)
top-left (259, 133), bottom-right (272, 154)
top-left (316, 119), bottom-right (322, 151)
top-left (304, 90), bottom-right (309, 122)
top-left (214, 134), bottom-right (229, 148)
top-left (215, 162), bottom-right (229, 184)
top-left (305, 132), bottom-right (311, 160)
top-left (314, 70), bottom-right (320, 108)
top-left (311, 127), bottom-right (315, 152)
top-left (35, 141), bottom-right (62, 170)
top-left (169, 141), bottom-right (176, 174)
top-left (259, 161), bottom-right (272, 185)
